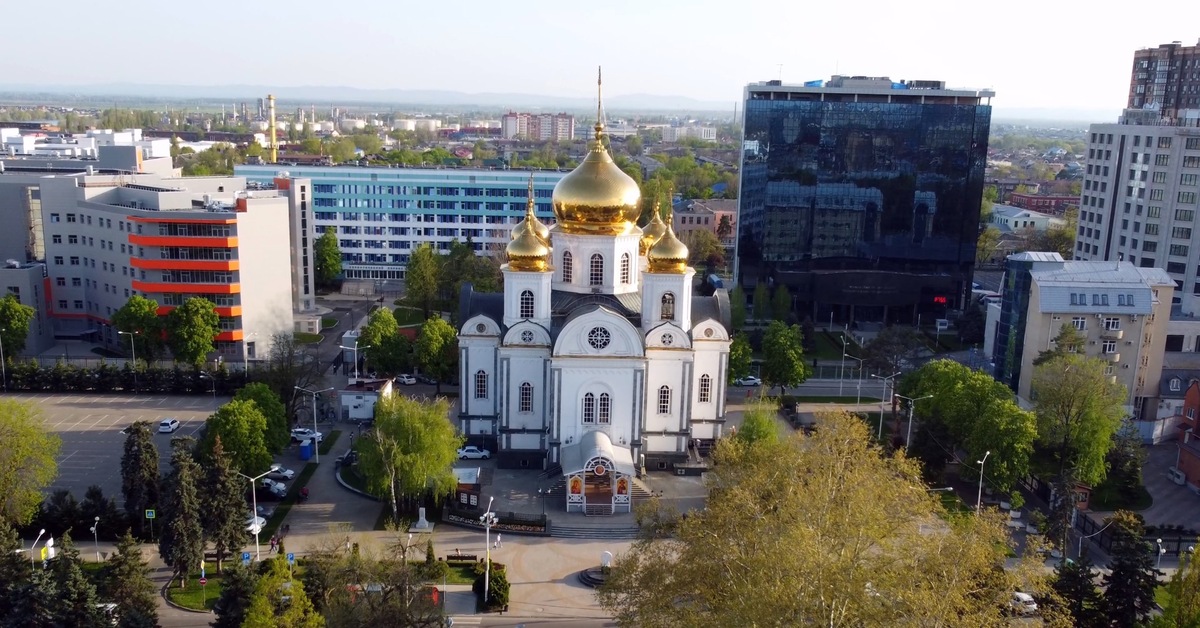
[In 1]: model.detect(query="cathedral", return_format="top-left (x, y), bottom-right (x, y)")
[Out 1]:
top-left (457, 75), bottom-right (732, 515)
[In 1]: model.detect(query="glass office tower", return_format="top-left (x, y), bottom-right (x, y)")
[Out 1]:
top-left (738, 76), bottom-right (993, 324)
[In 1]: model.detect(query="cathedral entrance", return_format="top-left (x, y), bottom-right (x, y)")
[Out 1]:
top-left (560, 430), bottom-right (634, 515)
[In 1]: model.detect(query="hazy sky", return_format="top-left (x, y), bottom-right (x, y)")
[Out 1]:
top-left (4, 0), bottom-right (1199, 118)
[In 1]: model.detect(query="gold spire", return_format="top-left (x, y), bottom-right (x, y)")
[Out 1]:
top-left (639, 199), bottom-right (668, 255)
top-left (512, 173), bottom-right (550, 245)
top-left (506, 221), bottom-right (551, 272)
top-left (648, 209), bottom-right (689, 274)
top-left (592, 66), bottom-right (604, 145)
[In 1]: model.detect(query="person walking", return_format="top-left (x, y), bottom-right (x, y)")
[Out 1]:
top-left (269, 537), bottom-right (277, 552)
top-left (494, 533), bottom-right (502, 549)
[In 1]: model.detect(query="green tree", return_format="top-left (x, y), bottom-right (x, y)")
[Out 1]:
top-left (359, 307), bottom-right (399, 374)
top-left (861, 326), bottom-right (926, 373)
top-left (0, 399), bottom-right (61, 525)
top-left (214, 563), bottom-right (260, 628)
top-left (976, 225), bottom-right (1002, 265)
top-left (234, 383), bottom-right (289, 454)
top-left (358, 396), bottom-right (464, 526)
top-left (598, 411), bottom-right (1045, 625)
top-left (203, 436), bottom-right (250, 573)
top-left (1102, 510), bottom-right (1162, 626)
top-left (405, 244), bottom-right (441, 319)
top-left (685, 229), bottom-right (725, 270)
top-left (0, 293), bottom-right (36, 357)
top-left (1102, 418), bottom-right (1148, 508)
top-left (770, 285), bottom-right (792, 322)
top-left (327, 137), bottom-right (358, 164)
top-left (752, 282), bottom-right (770, 321)
top-left (120, 421), bottom-right (160, 539)
top-left (299, 138), bottom-right (322, 155)
top-left (313, 229), bottom-right (342, 289)
top-left (158, 438), bottom-right (205, 588)
top-left (103, 530), bottom-right (159, 626)
top-left (1032, 354), bottom-right (1127, 486)
top-left (728, 335), bottom-right (752, 383)
top-left (729, 285), bottom-right (746, 332)
top-left (199, 399), bottom-right (272, 475)
top-left (1154, 543), bottom-right (1200, 628)
top-left (980, 185), bottom-right (997, 224)
top-left (243, 555), bottom-right (324, 628)
top-left (165, 297), bottom-right (220, 366)
top-left (261, 332), bottom-right (324, 422)
top-left (351, 133), bottom-right (383, 155)
top-left (0, 519), bottom-right (33, 618)
top-left (1034, 322), bottom-right (1087, 366)
top-left (1027, 207), bottom-right (1078, 260)
top-left (717, 214), bottom-right (734, 243)
top-left (735, 399), bottom-right (778, 445)
top-left (760, 321), bottom-right (809, 395)
top-left (47, 532), bottom-right (108, 627)
top-left (415, 316), bottom-right (458, 395)
top-left (1050, 550), bottom-right (1104, 627)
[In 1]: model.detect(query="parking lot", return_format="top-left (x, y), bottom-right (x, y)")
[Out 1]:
top-left (12, 393), bottom-right (226, 501)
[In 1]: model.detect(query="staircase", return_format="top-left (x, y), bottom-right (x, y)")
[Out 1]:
top-left (552, 524), bottom-right (640, 540)
top-left (584, 503), bottom-right (613, 516)
top-left (537, 463), bottom-right (562, 480)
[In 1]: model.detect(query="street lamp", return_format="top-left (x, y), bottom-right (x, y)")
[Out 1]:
top-left (1077, 519), bottom-right (1116, 558)
top-left (118, 330), bottom-right (139, 394)
top-left (537, 488), bottom-right (546, 515)
top-left (90, 516), bottom-right (100, 562)
top-left (295, 386), bottom-right (335, 463)
top-left (242, 331), bottom-right (258, 372)
top-left (870, 372), bottom-right (901, 440)
top-left (237, 465), bottom-right (281, 561)
top-left (843, 354), bottom-right (865, 407)
top-left (976, 451), bottom-right (991, 512)
top-left (893, 394), bottom-right (933, 450)
top-left (839, 336), bottom-right (849, 396)
top-left (1, 326), bottom-right (7, 393)
top-left (1158, 538), bottom-right (1166, 569)
top-left (339, 342), bottom-right (372, 380)
top-left (30, 528), bottom-right (45, 568)
top-left (480, 497), bottom-right (498, 606)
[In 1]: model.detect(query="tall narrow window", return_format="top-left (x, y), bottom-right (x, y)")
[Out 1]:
top-left (474, 370), bottom-right (488, 399)
top-left (657, 386), bottom-right (671, 414)
top-left (590, 253), bottom-right (604, 286)
top-left (519, 382), bottom-right (533, 413)
top-left (699, 374), bottom-right (712, 403)
top-left (661, 292), bottom-right (676, 320)
top-left (620, 253), bottom-right (631, 284)
top-left (519, 290), bottom-right (534, 319)
top-left (599, 393), bottom-right (611, 423)
top-left (583, 393), bottom-right (596, 423)
top-left (562, 251), bottom-right (573, 283)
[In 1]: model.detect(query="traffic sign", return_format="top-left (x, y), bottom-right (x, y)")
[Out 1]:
top-left (144, 509), bottom-right (156, 520)
top-left (242, 552), bottom-right (251, 566)
top-left (286, 552), bottom-right (295, 565)
top-left (199, 577), bottom-right (207, 586)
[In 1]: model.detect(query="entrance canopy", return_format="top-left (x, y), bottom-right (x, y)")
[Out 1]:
top-left (561, 430), bottom-right (636, 476)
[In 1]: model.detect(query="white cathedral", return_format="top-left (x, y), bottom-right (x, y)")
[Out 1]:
top-left (456, 82), bottom-right (732, 515)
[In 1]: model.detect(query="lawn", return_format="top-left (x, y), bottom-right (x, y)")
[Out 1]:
top-left (1089, 481), bottom-right (1153, 511)
top-left (318, 430), bottom-right (342, 455)
top-left (810, 332), bottom-right (853, 361)
top-left (294, 332), bottom-right (323, 344)
top-left (166, 573), bottom-right (224, 611)
top-left (938, 491), bottom-right (973, 516)
top-left (393, 306), bottom-right (426, 326)
top-left (442, 561), bottom-right (478, 585)
top-left (321, 317), bottom-right (339, 329)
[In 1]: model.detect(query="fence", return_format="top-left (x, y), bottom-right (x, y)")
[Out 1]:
top-left (1075, 512), bottom-right (1198, 557)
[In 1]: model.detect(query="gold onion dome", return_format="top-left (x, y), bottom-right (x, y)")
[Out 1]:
top-left (639, 202), bottom-right (669, 255)
top-left (513, 174), bottom-right (550, 245)
top-left (647, 221), bottom-right (689, 274)
top-left (506, 222), bottom-right (551, 272)
top-left (551, 68), bottom-right (641, 235)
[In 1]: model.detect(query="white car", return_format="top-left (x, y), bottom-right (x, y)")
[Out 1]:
top-left (158, 418), bottom-right (180, 433)
top-left (245, 515), bottom-right (266, 535)
top-left (1011, 592), bottom-right (1038, 615)
top-left (291, 428), bottom-right (324, 443)
top-left (395, 374), bottom-right (416, 385)
top-left (261, 478), bottom-right (288, 496)
top-left (267, 467), bottom-right (296, 481)
top-left (734, 376), bottom-right (762, 387)
top-left (457, 446), bottom-right (491, 460)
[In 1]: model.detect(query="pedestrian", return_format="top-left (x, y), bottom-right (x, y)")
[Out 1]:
top-left (270, 537), bottom-right (277, 551)
top-left (494, 533), bottom-right (502, 549)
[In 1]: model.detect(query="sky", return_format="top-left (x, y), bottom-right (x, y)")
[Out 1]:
top-left (3, 0), bottom-right (1200, 120)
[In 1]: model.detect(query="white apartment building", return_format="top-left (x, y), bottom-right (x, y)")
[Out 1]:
top-left (662, 126), bottom-right (717, 142)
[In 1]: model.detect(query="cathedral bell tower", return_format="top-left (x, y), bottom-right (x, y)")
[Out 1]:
top-left (641, 212), bottom-right (694, 331)
top-left (503, 175), bottom-right (552, 329)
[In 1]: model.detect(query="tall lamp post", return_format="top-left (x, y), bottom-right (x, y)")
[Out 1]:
top-left (237, 465), bottom-right (280, 561)
top-left (893, 393), bottom-right (933, 450)
top-left (975, 451), bottom-right (991, 512)
top-left (30, 528), bottom-right (46, 568)
top-left (241, 331), bottom-right (258, 372)
top-left (839, 336), bottom-right (848, 395)
top-left (869, 372), bottom-right (901, 440)
top-left (339, 342), bottom-right (372, 380)
top-left (1157, 538), bottom-right (1166, 569)
top-left (843, 354), bottom-right (864, 407)
top-left (480, 497), bottom-right (498, 606)
top-left (90, 516), bottom-right (100, 562)
top-left (537, 488), bottom-right (546, 515)
top-left (295, 386), bottom-right (335, 463)
top-left (118, 330), bottom-right (139, 394)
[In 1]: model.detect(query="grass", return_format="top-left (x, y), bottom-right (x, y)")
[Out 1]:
top-left (922, 329), bottom-right (967, 353)
top-left (1157, 585), bottom-right (1171, 610)
top-left (393, 306), bottom-right (425, 326)
top-left (1089, 482), bottom-right (1153, 511)
top-left (165, 573), bottom-right (224, 611)
top-left (321, 317), bottom-right (339, 329)
top-left (293, 332), bottom-right (323, 344)
top-left (443, 561), bottom-right (479, 585)
top-left (938, 491), bottom-right (974, 515)
top-left (857, 411), bottom-right (893, 443)
top-left (318, 430), bottom-right (342, 455)
top-left (809, 332), bottom-right (853, 361)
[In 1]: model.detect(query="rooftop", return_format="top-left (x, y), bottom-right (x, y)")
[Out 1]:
top-left (748, 75), bottom-right (994, 99)
top-left (1030, 260), bottom-right (1173, 287)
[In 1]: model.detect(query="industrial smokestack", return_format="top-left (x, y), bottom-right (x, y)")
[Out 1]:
top-left (267, 94), bottom-right (278, 164)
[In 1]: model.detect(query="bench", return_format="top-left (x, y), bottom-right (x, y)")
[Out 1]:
top-left (446, 554), bottom-right (478, 562)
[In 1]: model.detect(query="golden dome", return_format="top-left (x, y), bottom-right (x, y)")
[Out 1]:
top-left (551, 68), bottom-right (641, 235)
top-left (506, 222), bottom-right (551, 272)
top-left (639, 201), bottom-right (668, 255)
top-left (513, 174), bottom-right (550, 245)
top-left (647, 222), bottom-right (689, 274)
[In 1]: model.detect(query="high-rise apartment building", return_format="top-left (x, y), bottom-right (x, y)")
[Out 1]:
top-left (1128, 40), bottom-right (1200, 119)
top-left (737, 76), bottom-right (993, 323)
top-left (500, 112), bottom-right (575, 141)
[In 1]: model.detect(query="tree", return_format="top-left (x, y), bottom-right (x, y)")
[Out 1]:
top-left (203, 436), bottom-right (250, 574)
top-left (299, 138), bottom-right (322, 155)
top-left (759, 321), bottom-right (809, 395)
top-left (214, 563), bottom-right (260, 628)
top-left (415, 316), bottom-right (458, 395)
top-left (729, 285), bottom-right (746, 332)
top-left (976, 225), bottom-right (1002, 265)
top-left (1029, 207), bottom-right (1078, 260)
top-left (103, 530), bottom-right (159, 626)
top-left (358, 396), bottom-right (463, 526)
top-left (314, 229), bottom-right (343, 289)
top-left (1032, 354), bottom-right (1127, 486)
top-left (165, 297), bottom-right (220, 366)
top-left (735, 399), bottom-right (778, 445)
top-left (684, 229), bottom-right (724, 269)
top-left (405, 244), bottom-right (441, 319)
top-left (1103, 418), bottom-right (1148, 507)
top-left (0, 399), bottom-right (61, 525)
top-left (327, 137), bottom-right (358, 164)
top-left (243, 555), bottom-right (323, 628)
top-left (770, 284), bottom-right (791, 322)
top-left (1050, 550), bottom-right (1104, 627)
top-left (1102, 510), bottom-right (1162, 626)
top-left (727, 335), bottom-right (752, 383)
top-left (199, 400), bottom-right (272, 476)
top-left (1033, 322), bottom-right (1087, 366)
top-left (1154, 543), bottom-right (1200, 628)
top-left (158, 438), bottom-right (205, 588)
top-left (598, 411), bottom-right (1045, 625)
top-left (261, 331), bottom-right (324, 422)
top-left (120, 421), bottom-right (160, 539)
top-left (47, 532), bottom-right (109, 627)
top-left (0, 293), bottom-right (36, 357)
top-left (235, 382), bottom-right (289, 455)
top-left (0, 519), bottom-right (33, 618)
top-left (359, 307), bottom-right (400, 374)
top-left (861, 326), bottom-right (927, 373)
top-left (111, 295), bottom-right (165, 362)
top-left (717, 214), bottom-right (734, 243)
top-left (751, 282), bottom-right (770, 321)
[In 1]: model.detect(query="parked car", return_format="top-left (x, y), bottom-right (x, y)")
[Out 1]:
top-left (291, 428), bottom-right (324, 443)
top-left (417, 374), bottom-right (438, 385)
top-left (158, 418), bottom-right (180, 433)
top-left (457, 446), bottom-right (491, 460)
top-left (261, 478), bottom-right (288, 496)
top-left (394, 374), bottom-right (416, 385)
top-left (255, 505), bottom-right (275, 519)
top-left (245, 515), bottom-right (266, 535)
top-left (1010, 592), bottom-right (1038, 615)
top-left (734, 376), bottom-right (762, 387)
top-left (267, 467), bottom-right (295, 481)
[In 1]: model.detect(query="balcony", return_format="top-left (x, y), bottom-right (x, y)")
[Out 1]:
top-left (1106, 352), bottom-right (1121, 362)
top-left (129, 234), bottom-right (238, 248)
top-left (1101, 328), bottom-right (1124, 340)
top-left (156, 305), bottom-right (242, 317)
top-left (132, 280), bottom-right (240, 294)
top-left (131, 257), bottom-right (239, 272)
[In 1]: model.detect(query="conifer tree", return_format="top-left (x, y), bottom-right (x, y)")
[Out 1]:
top-left (103, 530), bottom-right (158, 625)
top-left (1102, 510), bottom-right (1162, 625)
top-left (158, 438), bottom-right (205, 588)
top-left (204, 436), bottom-right (250, 573)
top-left (47, 531), bottom-right (108, 627)
top-left (120, 421), bottom-right (160, 539)
top-left (1050, 550), bottom-right (1104, 626)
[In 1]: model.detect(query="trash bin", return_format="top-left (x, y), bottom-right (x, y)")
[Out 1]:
top-left (299, 439), bottom-right (313, 461)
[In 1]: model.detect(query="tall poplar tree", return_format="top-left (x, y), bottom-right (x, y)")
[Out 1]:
top-left (120, 421), bottom-right (160, 539)
top-left (405, 244), bottom-right (441, 319)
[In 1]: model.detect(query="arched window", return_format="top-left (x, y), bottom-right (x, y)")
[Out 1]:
top-left (599, 393), bottom-right (611, 423)
top-left (583, 393), bottom-right (596, 423)
top-left (519, 290), bottom-right (534, 319)
top-left (590, 253), bottom-right (604, 286)
top-left (620, 252), bottom-right (631, 284)
top-left (661, 292), bottom-right (676, 320)
top-left (562, 251), bottom-right (573, 283)
top-left (519, 382), bottom-right (533, 413)
top-left (474, 370), bottom-right (488, 399)
top-left (657, 386), bottom-right (671, 415)
top-left (699, 374), bottom-right (712, 403)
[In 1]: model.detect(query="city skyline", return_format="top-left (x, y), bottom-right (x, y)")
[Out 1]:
top-left (2, 0), bottom-right (1198, 121)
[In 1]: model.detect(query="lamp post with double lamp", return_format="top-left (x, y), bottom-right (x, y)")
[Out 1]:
top-left (975, 451), bottom-right (991, 512)
top-left (536, 488), bottom-right (546, 515)
top-left (480, 497), bottom-right (498, 607)
top-left (89, 516), bottom-right (100, 562)
top-left (295, 386), bottom-right (335, 463)
top-left (843, 354), bottom-right (865, 406)
top-left (237, 464), bottom-right (281, 561)
top-left (339, 342), bottom-right (372, 380)
top-left (893, 393), bottom-right (933, 450)
top-left (1158, 538), bottom-right (1166, 569)
top-left (29, 528), bottom-right (46, 568)
top-left (118, 330), bottom-right (139, 394)
top-left (870, 372), bottom-right (901, 440)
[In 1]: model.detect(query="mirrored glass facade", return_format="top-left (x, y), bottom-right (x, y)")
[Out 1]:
top-left (738, 80), bottom-right (992, 324)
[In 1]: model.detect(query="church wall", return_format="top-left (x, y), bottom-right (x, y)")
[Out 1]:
top-left (551, 231), bottom-right (643, 295)
top-left (500, 350), bottom-right (550, 431)
top-left (553, 357), bottom-right (644, 448)
top-left (642, 350), bottom-right (691, 445)
top-left (502, 270), bottom-right (552, 328)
